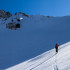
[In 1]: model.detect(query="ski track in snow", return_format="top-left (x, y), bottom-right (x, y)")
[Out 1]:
top-left (29, 54), bottom-right (56, 70)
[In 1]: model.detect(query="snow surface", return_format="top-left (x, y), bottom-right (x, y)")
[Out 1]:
top-left (6, 42), bottom-right (70, 70)
top-left (0, 13), bottom-right (70, 69)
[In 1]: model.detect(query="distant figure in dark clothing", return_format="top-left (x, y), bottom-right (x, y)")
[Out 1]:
top-left (55, 43), bottom-right (59, 53)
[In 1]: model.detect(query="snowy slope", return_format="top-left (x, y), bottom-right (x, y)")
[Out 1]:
top-left (6, 42), bottom-right (70, 70)
top-left (0, 13), bottom-right (70, 69)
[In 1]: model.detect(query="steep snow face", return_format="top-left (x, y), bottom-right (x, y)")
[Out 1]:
top-left (6, 42), bottom-right (70, 70)
top-left (0, 14), bottom-right (70, 69)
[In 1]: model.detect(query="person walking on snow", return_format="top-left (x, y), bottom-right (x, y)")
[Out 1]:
top-left (55, 43), bottom-right (59, 53)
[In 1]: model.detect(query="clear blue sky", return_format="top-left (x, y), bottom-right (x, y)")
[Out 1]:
top-left (0, 0), bottom-right (70, 16)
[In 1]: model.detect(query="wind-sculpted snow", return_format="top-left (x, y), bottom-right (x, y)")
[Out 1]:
top-left (6, 42), bottom-right (70, 70)
top-left (0, 14), bottom-right (70, 69)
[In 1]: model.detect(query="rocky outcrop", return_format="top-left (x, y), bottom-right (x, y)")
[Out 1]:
top-left (0, 10), bottom-right (12, 18)
top-left (15, 12), bottom-right (29, 17)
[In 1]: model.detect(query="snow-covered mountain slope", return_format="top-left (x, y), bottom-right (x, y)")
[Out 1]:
top-left (6, 42), bottom-right (70, 70)
top-left (0, 13), bottom-right (70, 69)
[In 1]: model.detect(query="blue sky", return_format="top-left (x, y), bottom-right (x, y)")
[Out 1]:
top-left (0, 0), bottom-right (70, 16)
